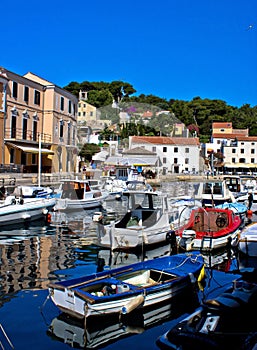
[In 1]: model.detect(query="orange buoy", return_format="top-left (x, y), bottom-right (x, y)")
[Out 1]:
top-left (247, 209), bottom-right (253, 216)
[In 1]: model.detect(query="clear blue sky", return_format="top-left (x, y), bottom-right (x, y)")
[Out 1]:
top-left (2, 0), bottom-right (256, 107)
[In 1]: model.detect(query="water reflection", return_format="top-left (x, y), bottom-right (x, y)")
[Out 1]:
top-left (47, 291), bottom-right (200, 349)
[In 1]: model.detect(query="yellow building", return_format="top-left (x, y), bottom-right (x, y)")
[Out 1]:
top-left (0, 67), bottom-right (78, 173)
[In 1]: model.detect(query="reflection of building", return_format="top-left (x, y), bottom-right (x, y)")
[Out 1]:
top-left (0, 67), bottom-right (78, 173)
top-left (0, 228), bottom-right (77, 295)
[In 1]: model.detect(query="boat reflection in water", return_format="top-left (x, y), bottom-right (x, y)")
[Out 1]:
top-left (47, 291), bottom-right (200, 349)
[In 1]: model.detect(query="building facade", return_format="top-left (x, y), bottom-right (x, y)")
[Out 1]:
top-left (205, 122), bottom-right (257, 173)
top-left (0, 67), bottom-right (78, 173)
top-left (129, 136), bottom-right (200, 174)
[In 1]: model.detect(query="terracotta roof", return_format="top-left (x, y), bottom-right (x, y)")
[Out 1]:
top-left (212, 122), bottom-right (232, 128)
top-left (131, 136), bottom-right (200, 145)
top-left (212, 134), bottom-right (257, 141)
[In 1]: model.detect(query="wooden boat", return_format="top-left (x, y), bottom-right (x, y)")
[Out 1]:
top-left (156, 269), bottom-right (257, 350)
top-left (215, 202), bottom-right (248, 226)
top-left (0, 195), bottom-right (56, 227)
top-left (238, 222), bottom-right (257, 257)
top-left (48, 253), bottom-right (204, 320)
top-left (194, 180), bottom-right (235, 207)
top-left (95, 189), bottom-right (173, 250)
top-left (176, 207), bottom-right (242, 252)
top-left (54, 179), bottom-right (109, 211)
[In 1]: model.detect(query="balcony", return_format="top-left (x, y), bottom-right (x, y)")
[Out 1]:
top-left (4, 128), bottom-right (52, 143)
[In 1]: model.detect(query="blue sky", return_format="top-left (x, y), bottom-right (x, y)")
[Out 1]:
top-left (1, 0), bottom-right (256, 107)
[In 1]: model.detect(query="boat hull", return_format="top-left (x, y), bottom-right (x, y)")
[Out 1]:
top-left (239, 223), bottom-right (257, 257)
top-left (49, 254), bottom-right (204, 319)
top-left (0, 197), bottom-right (56, 227)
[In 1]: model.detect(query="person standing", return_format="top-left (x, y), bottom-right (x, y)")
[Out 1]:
top-left (248, 191), bottom-right (254, 210)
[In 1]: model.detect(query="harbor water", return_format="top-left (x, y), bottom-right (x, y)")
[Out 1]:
top-left (0, 181), bottom-right (255, 349)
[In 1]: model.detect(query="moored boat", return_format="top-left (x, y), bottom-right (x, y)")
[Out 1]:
top-left (238, 222), bottom-right (257, 257)
top-left (156, 269), bottom-right (257, 350)
top-left (194, 180), bottom-right (235, 207)
top-left (0, 195), bottom-right (56, 227)
top-left (48, 253), bottom-right (204, 320)
top-left (95, 189), bottom-right (173, 250)
top-left (54, 179), bottom-right (109, 211)
top-left (176, 207), bottom-right (242, 252)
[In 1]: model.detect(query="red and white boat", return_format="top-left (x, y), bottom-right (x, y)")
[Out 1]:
top-left (176, 207), bottom-right (242, 251)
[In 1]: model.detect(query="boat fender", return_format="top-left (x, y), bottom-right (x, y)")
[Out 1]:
top-left (189, 272), bottom-right (196, 284)
top-left (121, 294), bottom-right (145, 314)
top-left (42, 208), bottom-right (49, 215)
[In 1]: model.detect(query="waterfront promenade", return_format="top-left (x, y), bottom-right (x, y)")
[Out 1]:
top-left (0, 169), bottom-right (213, 189)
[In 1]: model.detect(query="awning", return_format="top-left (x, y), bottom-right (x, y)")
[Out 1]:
top-left (6, 142), bottom-right (54, 155)
top-left (224, 163), bottom-right (257, 168)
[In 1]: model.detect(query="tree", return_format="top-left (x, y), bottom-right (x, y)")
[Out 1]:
top-left (79, 143), bottom-right (100, 162)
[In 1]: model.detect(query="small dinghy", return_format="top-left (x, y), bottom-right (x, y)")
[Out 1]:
top-left (48, 253), bottom-right (204, 319)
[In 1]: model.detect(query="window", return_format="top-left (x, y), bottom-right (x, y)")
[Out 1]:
top-left (68, 100), bottom-right (72, 113)
top-left (185, 148), bottom-right (189, 153)
top-left (24, 86), bottom-right (29, 102)
top-left (251, 149), bottom-right (255, 154)
top-left (90, 111), bottom-right (93, 116)
top-left (239, 158), bottom-right (245, 163)
top-left (241, 142), bottom-right (244, 145)
top-left (232, 149), bottom-right (236, 153)
top-left (251, 142), bottom-right (255, 145)
top-left (23, 118), bottom-right (28, 139)
top-left (163, 157), bottom-right (167, 164)
top-left (185, 158), bottom-right (189, 164)
top-left (163, 147), bottom-right (167, 152)
top-left (232, 158), bottom-right (236, 163)
top-left (152, 146), bottom-right (156, 152)
top-left (33, 121), bottom-right (37, 141)
top-left (34, 90), bottom-right (41, 105)
top-left (32, 154), bottom-right (36, 165)
top-left (78, 112), bottom-right (81, 116)
top-left (60, 120), bottom-right (64, 138)
top-left (174, 158), bottom-right (178, 164)
top-left (83, 112), bottom-right (86, 116)
top-left (174, 147), bottom-right (178, 153)
top-left (12, 82), bottom-right (18, 98)
top-left (10, 148), bottom-right (15, 163)
top-left (60, 97), bottom-right (64, 111)
top-left (67, 123), bottom-right (71, 144)
top-left (240, 149), bottom-right (244, 154)
top-left (251, 158), bottom-right (255, 163)
top-left (11, 115), bottom-right (16, 138)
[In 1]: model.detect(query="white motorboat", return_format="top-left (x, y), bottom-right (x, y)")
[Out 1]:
top-left (54, 179), bottom-right (109, 211)
top-left (0, 195), bottom-right (56, 228)
top-left (96, 189), bottom-right (174, 250)
top-left (194, 179), bottom-right (235, 207)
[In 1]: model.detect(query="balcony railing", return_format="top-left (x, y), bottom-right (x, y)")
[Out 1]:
top-left (4, 128), bottom-right (52, 143)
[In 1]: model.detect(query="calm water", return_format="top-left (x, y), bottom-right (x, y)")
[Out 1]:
top-left (0, 182), bottom-right (255, 350)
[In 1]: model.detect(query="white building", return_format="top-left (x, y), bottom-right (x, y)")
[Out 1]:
top-left (205, 122), bottom-right (257, 173)
top-left (129, 136), bottom-right (200, 174)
